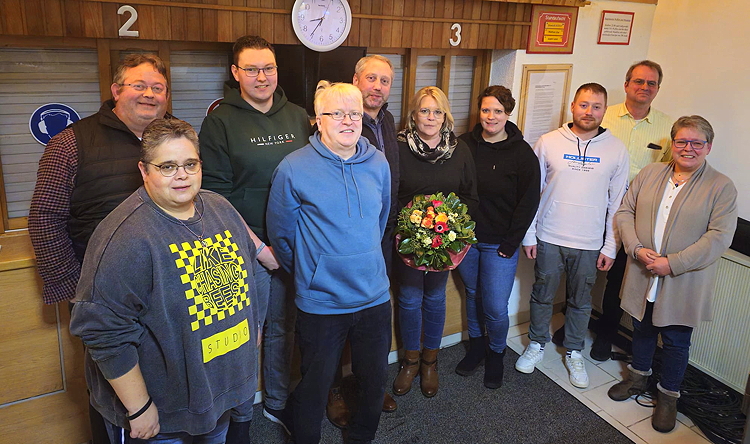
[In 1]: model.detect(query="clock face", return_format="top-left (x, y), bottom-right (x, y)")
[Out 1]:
top-left (292, 0), bottom-right (352, 52)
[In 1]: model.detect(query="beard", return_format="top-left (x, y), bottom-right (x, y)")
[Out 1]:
top-left (573, 115), bottom-right (601, 133)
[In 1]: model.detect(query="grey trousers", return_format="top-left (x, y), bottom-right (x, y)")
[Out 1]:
top-left (528, 239), bottom-right (599, 351)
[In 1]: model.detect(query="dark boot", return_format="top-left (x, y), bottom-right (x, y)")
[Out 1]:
top-left (382, 392), bottom-right (397, 413)
top-left (608, 364), bottom-right (651, 401)
top-left (590, 334), bottom-right (612, 361)
top-left (652, 383), bottom-right (679, 433)
top-left (326, 387), bottom-right (349, 429)
top-left (551, 325), bottom-right (565, 346)
top-left (225, 419), bottom-right (251, 444)
top-left (420, 348), bottom-right (439, 397)
top-left (393, 350), bottom-right (420, 395)
top-left (455, 336), bottom-right (486, 376)
top-left (483, 348), bottom-right (505, 389)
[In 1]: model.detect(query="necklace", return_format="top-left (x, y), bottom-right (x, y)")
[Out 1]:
top-left (176, 198), bottom-right (207, 247)
top-left (672, 170), bottom-right (692, 187)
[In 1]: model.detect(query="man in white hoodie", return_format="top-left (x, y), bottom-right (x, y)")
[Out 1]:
top-left (515, 83), bottom-right (629, 389)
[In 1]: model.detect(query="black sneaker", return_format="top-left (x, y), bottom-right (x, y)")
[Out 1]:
top-left (551, 325), bottom-right (565, 347)
top-left (590, 335), bottom-right (612, 362)
top-left (264, 406), bottom-right (293, 437)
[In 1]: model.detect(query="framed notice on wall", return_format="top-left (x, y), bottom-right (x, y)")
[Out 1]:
top-left (517, 64), bottom-right (573, 148)
top-left (526, 6), bottom-right (579, 54)
top-left (598, 11), bottom-right (635, 45)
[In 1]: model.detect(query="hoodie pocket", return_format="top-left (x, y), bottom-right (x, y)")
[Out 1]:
top-left (543, 200), bottom-right (603, 237)
top-left (308, 249), bottom-right (389, 308)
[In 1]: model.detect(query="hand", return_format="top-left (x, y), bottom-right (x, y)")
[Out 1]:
top-left (258, 246), bottom-right (280, 271)
top-left (636, 247), bottom-right (659, 266)
top-left (646, 256), bottom-right (672, 277)
top-left (523, 245), bottom-right (537, 260)
top-left (597, 253), bottom-right (614, 271)
top-left (128, 401), bottom-right (159, 440)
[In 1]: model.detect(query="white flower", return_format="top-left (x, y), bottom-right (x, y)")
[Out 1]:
top-left (448, 231), bottom-right (457, 242)
top-left (422, 237), bottom-right (432, 246)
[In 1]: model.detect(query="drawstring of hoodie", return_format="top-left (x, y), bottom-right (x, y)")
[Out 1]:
top-left (577, 138), bottom-right (591, 167)
top-left (337, 158), bottom-right (364, 218)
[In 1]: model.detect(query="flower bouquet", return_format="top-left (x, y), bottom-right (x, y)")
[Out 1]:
top-left (396, 192), bottom-right (477, 272)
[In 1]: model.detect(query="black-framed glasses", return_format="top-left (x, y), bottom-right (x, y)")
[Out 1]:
top-left (321, 111), bottom-right (363, 121)
top-left (144, 160), bottom-right (202, 177)
top-left (118, 83), bottom-right (168, 95)
top-left (234, 65), bottom-right (278, 77)
top-left (417, 108), bottom-right (445, 118)
top-left (672, 139), bottom-right (708, 150)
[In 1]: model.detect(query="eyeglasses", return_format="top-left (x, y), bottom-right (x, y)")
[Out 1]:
top-left (672, 139), bottom-right (708, 150)
top-left (119, 83), bottom-right (168, 95)
top-left (321, 111), bottom-right (363, 121)
top-left (630, 78), bottom-right (658, 88)
top-left (418, 108), bottom-right (445, 118)
top-left (144, 160), bottom-right (202, 177)
top-left (235, 65), bottom-right (278, 77)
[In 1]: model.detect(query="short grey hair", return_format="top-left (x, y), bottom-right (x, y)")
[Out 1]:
top-left (141, 118), bottom-right (199, 163)
top-left (354, 55), bottom-right (394, 78)
top-left (671, 115), bottom-right (715, 144)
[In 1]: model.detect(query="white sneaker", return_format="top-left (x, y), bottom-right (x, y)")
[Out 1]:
top-left (515, 341), bottom-right (544, 374)
top-left (565, 350), bottom-right (590, 388)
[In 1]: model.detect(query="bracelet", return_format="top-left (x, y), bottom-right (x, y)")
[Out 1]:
top-left (256, 242), bottom-right (266, 256)
top-left (126, 397), bottom-right (153, 421)
top-left (633, 245), bottom-right (644, 260)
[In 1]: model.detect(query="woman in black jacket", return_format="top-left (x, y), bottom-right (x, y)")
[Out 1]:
top-left (455, 85), bottom-right (540, 389)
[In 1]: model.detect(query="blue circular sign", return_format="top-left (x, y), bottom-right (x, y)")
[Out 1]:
top-left (29, 103), bottom-right (81, 146)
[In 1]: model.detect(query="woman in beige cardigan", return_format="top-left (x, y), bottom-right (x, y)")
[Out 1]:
top-left (607, 115), bottom-right (737, 433)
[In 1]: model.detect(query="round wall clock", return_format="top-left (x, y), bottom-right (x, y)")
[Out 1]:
top-left (291, 0), bottom-right (352, 52)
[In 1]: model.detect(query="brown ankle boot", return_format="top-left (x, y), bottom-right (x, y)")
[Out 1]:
top-left (393, 350), bottom-right (420, 395)
top-left (652, 383), bottom-right (679, 433)
top-left (420, 348), bottom-right (439, 398)
top-left (382, 392), bottom-right (397, 413)
top-left (608, 364), bottom-right (651, 401)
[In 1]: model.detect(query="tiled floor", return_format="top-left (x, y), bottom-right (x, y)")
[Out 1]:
top-left (506, 313), bottom-right (712, 444)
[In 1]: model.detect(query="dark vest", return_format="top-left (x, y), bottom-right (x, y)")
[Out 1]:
top-left (68, 100), bottom-right (160, 261)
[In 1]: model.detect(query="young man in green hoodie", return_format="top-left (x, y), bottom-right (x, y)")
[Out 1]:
top-left (198, 35), bottom-right (311, 443)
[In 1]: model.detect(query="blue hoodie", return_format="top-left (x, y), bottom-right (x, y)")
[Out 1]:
top-left (267, 133), bottom-right (391, 315)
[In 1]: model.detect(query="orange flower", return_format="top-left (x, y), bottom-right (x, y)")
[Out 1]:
top-left (421, 216), bottom-right (434, 229)
top-left (435, 212), bottom-right (448, 223)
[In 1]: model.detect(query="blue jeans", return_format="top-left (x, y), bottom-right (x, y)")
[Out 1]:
top-left (289, 301), bottom-right (392, 444)
top-left (396, 259), bottom-right (450, 351)
top-left (528, 239), bottom-right (598, 351)
top-left (457, 243), bottom-right (519, 353)
top-left (105, 411), bottom-right (230, 444)
top-left (262, 268), bottom-right (296, 411)
top-left (631, 302), bottom-right (693, 392)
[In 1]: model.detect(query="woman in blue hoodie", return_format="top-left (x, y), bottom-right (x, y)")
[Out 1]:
top-left (392, 86), bottom-right (478, 399)
top-left (267, 81), bottom-right (392, 444)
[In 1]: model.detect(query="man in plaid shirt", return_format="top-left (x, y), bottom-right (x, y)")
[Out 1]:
top-left (28, 53), bottom-right (171, 307)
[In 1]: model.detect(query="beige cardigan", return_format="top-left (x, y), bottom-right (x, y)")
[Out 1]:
top-left (615, 161), bottom-right (737, 327)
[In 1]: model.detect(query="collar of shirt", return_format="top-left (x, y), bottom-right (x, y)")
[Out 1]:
top-left (617, 102), bottom-right (655, 124)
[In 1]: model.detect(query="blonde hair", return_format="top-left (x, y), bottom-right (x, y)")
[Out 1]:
top-left (406, 86), bottom-right (454, 133)
top-left (314, 80), bottom-right (363, 116)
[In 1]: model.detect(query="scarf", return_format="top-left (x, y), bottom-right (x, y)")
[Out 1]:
top-left (397, 126), bottom-right (458, 164)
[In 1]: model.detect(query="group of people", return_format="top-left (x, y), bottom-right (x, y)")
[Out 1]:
top-left (27, 30), bottom-right (737, 444)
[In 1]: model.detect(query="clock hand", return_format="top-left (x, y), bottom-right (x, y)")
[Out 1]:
top-left (310, 19), bottom-right (323, 38)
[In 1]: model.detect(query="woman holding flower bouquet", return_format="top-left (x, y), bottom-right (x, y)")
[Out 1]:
top-left (456, 85), bottom-right (540, 389)
top-left (393, 86), bottom-right (478, 398)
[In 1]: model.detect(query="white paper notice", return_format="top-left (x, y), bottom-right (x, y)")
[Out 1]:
top-left (523, 71), bottom-right (567, 147)
top-left (599, 12), bottom-right (634, 44)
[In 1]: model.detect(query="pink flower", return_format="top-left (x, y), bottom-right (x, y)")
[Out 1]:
top-left (432, 200), bottom-right (443, 207)
top-left (431, 236), bottom-right (443, 248)
top-left (434, 221), bottom-right (448, 233)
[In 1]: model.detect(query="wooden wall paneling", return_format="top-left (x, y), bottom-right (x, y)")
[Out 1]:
top-left (369, 20), bottom-right (383, 49)
top-left (259, 12), bottom-right (273, 45)
top-left (471, 1), bottom-right (483, 20)
top-left (503, 4), bottom-right (516, 48)
top-left (423, 22), bottom-right (434, 50)
top-left (273, 11), bottom-right (286, 44)
top-left (515, 4), bottom-right (531, 49)
top-left (359, 17), bottom-right (372, 49)
top-left (402, 49), bottom-right (418, 121)
top-left (97, 39), bottom-right (112, 103)
top-left (443, 0), bottom-right (455, 20)
top-left (1, 0), bottom-right (25, 35)
top-left (170, 6), bottom-right (186, 41)
top-left (153, 6), bottom-right (172, 40)
top-left (347, 18), bottom-right (359, 47)
top-left (437, 54), bottom-right (451, 95)
top-left (0, 268), bottom-right (61, 405)
top-left (158, 40), bottom-right (172, 113)
top-left (360, 0), bottom-right (372, 15)
top-left (64, 0), bottom-right (84, 37)
top-left (411, 20), bottom-right (423, 48)
top-left (82, 1), bottom-right (105, 38)
top-left (217, 7), bottom-right (233, 42)
top-left (101, 2), bottom-right (119, 39)
top-left (453, 0), bottom-right (464, 21)
top-left (202, 8), bottom-right (219, 42)
top-left (246, 11), bottom-right (260, 36)
top-left (232, 7), bottom-right (247, 40)
top-left (23, 0), bottom-right (46, 36)
top-left (380, 0), bottom-right (394, 48)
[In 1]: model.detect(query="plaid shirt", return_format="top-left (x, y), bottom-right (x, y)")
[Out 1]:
top-left (28, 127), bottom-right (81, 304)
